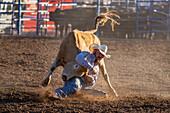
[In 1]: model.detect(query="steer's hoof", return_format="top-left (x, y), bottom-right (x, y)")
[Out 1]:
top-left (42, 77), bottom-right (51, 87)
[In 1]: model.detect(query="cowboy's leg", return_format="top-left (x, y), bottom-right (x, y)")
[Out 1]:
top-left (54, 77), bottom-right (83, 98)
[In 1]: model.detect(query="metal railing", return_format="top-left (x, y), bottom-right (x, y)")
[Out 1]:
top-left (0, 0), bottom-right (77, 36)
top-left (1, 0), bottom-right (169, 39)
top-left (136, 0), bottom-right (170, 39)
top-left (0, 0), bottom-right (14, 34)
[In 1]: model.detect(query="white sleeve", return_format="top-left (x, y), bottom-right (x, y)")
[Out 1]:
top-left (75, 51), bottom-right (92, 69)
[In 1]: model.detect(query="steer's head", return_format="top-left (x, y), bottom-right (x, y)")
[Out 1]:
top-left (62, 62), bottom-right (87, 81)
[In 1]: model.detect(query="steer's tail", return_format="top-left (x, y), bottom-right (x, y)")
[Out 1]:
top-left (85, 8), bottom-right (120, 34)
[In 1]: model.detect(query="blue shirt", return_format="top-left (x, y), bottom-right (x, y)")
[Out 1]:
top-left (76, 51), bottom-right (99, 87)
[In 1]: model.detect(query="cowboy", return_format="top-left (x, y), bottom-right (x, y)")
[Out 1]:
top-left (51, 43), bottom-right (110, 99)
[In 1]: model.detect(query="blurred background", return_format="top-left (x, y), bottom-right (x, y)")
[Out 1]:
top-left (0, 0), bottom-right (169, 39)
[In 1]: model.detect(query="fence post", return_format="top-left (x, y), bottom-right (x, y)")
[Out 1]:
top-left (168, 4), bottom-right (170, 40)
top-left (136, 0), bottom-right (138, 34)
top-left (149, 0), bottom-right (153, 40)
top-left (58, 0), bottom-right (60, 8)
top-left (11, 0), bottom-right (15, 35)
top-left (95, 0), bottom-right (100, 36)
top-left (36, 0), bottom-right (39, 35)
top-left (0, 0), bottom-right (1, 17)
top-left (73, 0), bottom-right (77, 8)
top-left (17, 0), bottom-right (21, 35)
top-left (126, 0), bottom-right (129, 9)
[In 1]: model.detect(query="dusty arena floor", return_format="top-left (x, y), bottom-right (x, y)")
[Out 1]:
top-left (0, 36), bottom-right (169, 112)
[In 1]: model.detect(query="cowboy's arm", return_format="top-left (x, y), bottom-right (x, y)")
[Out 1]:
top-left (75, 51), bottom-right (92, 69)
top-left (76, 52), bottom-right (96, 82)
top-left (99, 59), bottom-right (118, 97)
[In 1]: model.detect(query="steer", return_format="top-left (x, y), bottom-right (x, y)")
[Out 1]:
top-left (62, 61), bottom-right (108, 97)
top-left (42, 29), bottom-right (118, 97)
top-left (42, 29), bottom-right (100, 86)
top-left (61, 62), bottom-right (87, 81)
top-left (42, 9), bottom-right (120, 97)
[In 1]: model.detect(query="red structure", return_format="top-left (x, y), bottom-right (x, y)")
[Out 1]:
top-left (23, 0), bottom-right (73, 33)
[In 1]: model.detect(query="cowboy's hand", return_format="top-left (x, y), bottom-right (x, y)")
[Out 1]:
top-left (84, 75), bottom-right (94, 83)
top-left (90, 67), bottom-right (97, 75)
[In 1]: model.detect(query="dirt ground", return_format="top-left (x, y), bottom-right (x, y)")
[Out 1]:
top-left (0, 35), bottom-right (169, 112)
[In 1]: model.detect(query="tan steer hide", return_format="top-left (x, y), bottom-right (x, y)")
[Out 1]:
top-left (42, 29), bottom-right (100, 86)
top-left (58, 29), bottom-right (100, 65)
top-left (62, 62), bottom-right (88, 81)
top-left (42, 9), bottom-right (119, 96)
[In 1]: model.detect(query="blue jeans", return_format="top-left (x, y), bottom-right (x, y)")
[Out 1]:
top-left (54, 77), bottom-right (106, 98)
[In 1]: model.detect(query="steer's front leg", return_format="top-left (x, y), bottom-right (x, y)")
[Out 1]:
top-left (42, 57), bottom-right (62, 87)
top-left (99, 59), bottom-right (118, 97)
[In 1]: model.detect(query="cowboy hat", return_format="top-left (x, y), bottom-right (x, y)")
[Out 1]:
top-left (89, 43), bottom-right (111, 58)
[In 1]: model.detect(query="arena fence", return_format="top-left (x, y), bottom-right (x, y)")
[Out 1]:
top-left (0, 0), bottom-right (169, 39)
top-left (0, 0), bottom-right (77, 36)
top-left (136, 0), bottom-right (170, 39)
top-left (0, 0), bottom-right (137, 37)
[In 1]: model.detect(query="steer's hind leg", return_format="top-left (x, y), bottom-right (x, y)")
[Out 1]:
top-left (42, 57), bottom-right (62, 87)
